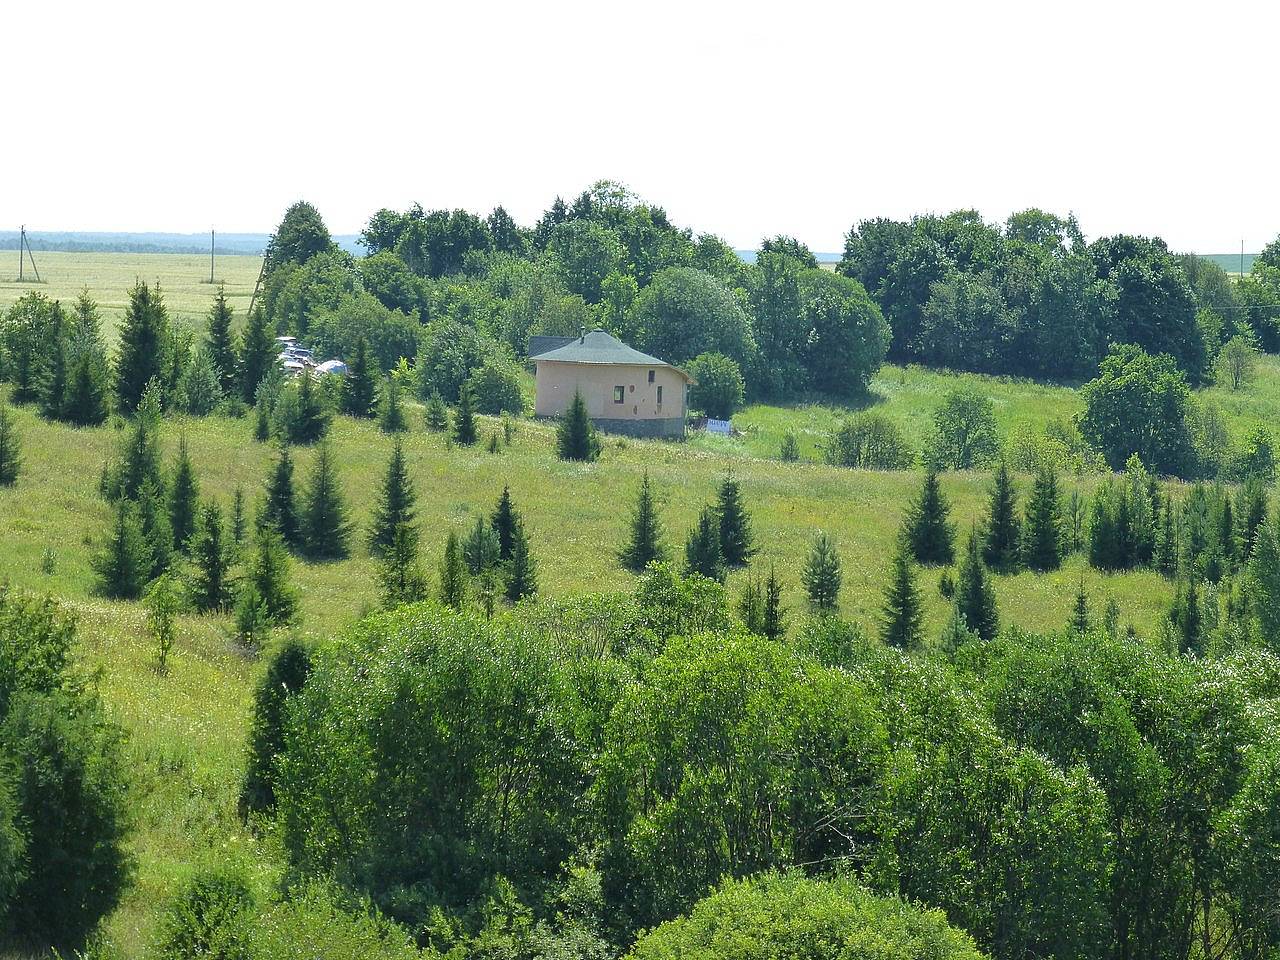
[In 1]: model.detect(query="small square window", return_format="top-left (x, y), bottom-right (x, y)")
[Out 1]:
top-left (613, 386), bottom-right (625, 403)
top-left (657, 385), bottom-right (663, 404)
top-left (648, 370), bottom-right (655, 383)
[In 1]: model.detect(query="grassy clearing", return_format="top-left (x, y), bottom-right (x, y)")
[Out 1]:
top-left (0, 251), bottom-right (263, 346)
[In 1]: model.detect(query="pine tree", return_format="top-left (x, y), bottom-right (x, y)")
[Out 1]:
top-left (340, 336), bottom-right (378, 418)
top-left (116, 415), bottom-right (163, 501)
top-left (0, 401), bottom-right (20, 486)
top-left (239, 639), bottom-right (312, 814)
top-left (115, 281), bottom-right (171, 414)
top-left (556, 389), bottom-right (600, 461)
top-left (300, 442), bottom-right (352, 560)
top-left (1022, 465), bottom-right (1064, 571)
top-left (378, 523), bottom-right (428, 609)
top-left (439, 531), bottom-right (468, 610)
top-left (378, 375), bottom-right (407, 434)
top-left (1171, 577), bottom-right (1203, 657)
top-left (38, 312), bottom-right (69, 421)
top-left (717, 474), bottom-right (756, 567)
top-left (1069, 579), bottom-right (1091, 635)
top-left (206, 286), bottom-right (240, 396)
top-left (239, 305), bottom-right (276, 404)
top-left (939, 605), bottom-right (977, 657)
top-left (244, 526), bottom-right (299, 626)
top-left (684, 505), bottom-right (726, 582)
top-left (463, 514), bottom-right (501, 575)
top-left (763, 565), bottom-right (786, 640)
top-left (190, 502), bottom-right (231, 612)
top-left (424, 390), bottom-right (449, 431)
top-left (137, 476), bottom-right (174, 578)
top-left (881, 544), bottom-right (923, 651)
top-left (368, 438), bottom-right (417, 557)
top-left (802, 531), bottom-right (842, 613)
top-left (982, 461), bottom-right (1020, 570)
top-left (737, 574), bottom-right (765, 634)
top-left (64, 347), bottom-right (110, 426)
top-left (505, 520), bottom-right (538, 602)
top-left (490, 485), bottom-right (519, 562)
top-left (233, 582), bottom-right (272, 649)
top-left (262, 444), bottom-right (300, 549)
top-left (619, 471), bottom-right (666, 571)
top-left (955, 529), bottom-right (998, 641)
top-left (92, 499), bottom-right (154, 599)
top-left (902, 468), bottom-right (955, 565)
top-left (453, 383), bottom-right (478, 446)
top-left (231, 487), bottom-right (247, 547)
top-left (168, 436), bottom-right (200, 552)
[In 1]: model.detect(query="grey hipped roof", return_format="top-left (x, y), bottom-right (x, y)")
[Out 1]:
top-left (530, 330), bottom-right (690, 379)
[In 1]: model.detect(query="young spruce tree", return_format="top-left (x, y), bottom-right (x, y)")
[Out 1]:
top-left (239, 305), bottom-right (275, 404)
top-left (453, 383), bottom-right (478, 446)
top-left (206, 286), bottom-right (240, 397)
top-left (243, 526), bottom-right (299, 626)
top-left (717, 474), bottom-right (756, 567)
top-left (505, 520), bottom-right (538, 603)
top-left (340, 336), bottom-right (378, 418)
top-left (92, 499), bottom-right (154, 600)
top-left (262, 444), bottom-right (300, 549)
top-left (0, 401), bottom-right (20, 486)
top-left (1022, 465), bottom-right (1064, 572)
top-left (881, 543), bottom-right (924, 651)
top-left (115, 281), bottom-right (171, 414)
top-left (902, 468), bottom-right (955, 565)
top-left (378, 523), bottom-right (428, 609)
top-left (379, 375), bottom-right (407, 434)
top-left (490, 485), bottom-right (519, 562)
top-left (955, 529), bottom-right (999, 641)
top-left (802, 531), bottom-right (842, 613)
top-left (463, 514), bottom-right (501, 575)
top-left (424, 390), bottom-right (449, 431)
top-left (137, 476), bottom-right (174, 578)
top-left (1069, 579), bottom-right (1091, 635)
top-left (439, 531), bottom-right (468, 610)
top-left (763, 565), bottom-right (786, 641)
top-left (168, 436), bottom-right (200, 552)
top-left (239, 639), bottom-right (312, 815)
top-left (368, 438), bottom-right (417, 557)
top-left (300, 442), bottom-right (352, 560)
top-left (556, 389), bottom-right (600, 462)
top-left (191, 501), bottom-right (231, 612)
top-left (982, 460), bottom-right (1020, 571)
top-left (619, 471), bottom-right (666, 571)
top-left (684, 505), bottom-right (726, 582)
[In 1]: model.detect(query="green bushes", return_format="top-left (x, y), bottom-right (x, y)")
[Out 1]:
top-left (685, 352), bottom-right (744, 420)
top-left (628, 872), bottom-right (985, 960)
top-left (0, 585), bottom-right (131, 953)
top-left (825, 412), bottom-right (913, 469)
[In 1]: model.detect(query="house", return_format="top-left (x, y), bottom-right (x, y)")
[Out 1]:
top-left (530, 330), bottom-right (692, 438)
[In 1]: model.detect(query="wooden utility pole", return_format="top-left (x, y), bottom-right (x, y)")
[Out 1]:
top-left (17, 226), bottom-right (41, 283)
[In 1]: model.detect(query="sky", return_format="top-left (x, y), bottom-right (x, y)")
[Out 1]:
top-left (4, 0), bottom-right (1278, 253)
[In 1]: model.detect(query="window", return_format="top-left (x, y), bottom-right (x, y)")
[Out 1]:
top-left (657, 385), bottom-right (663, 405)
top-left (613, 385), bottom-right (625, 403)
top-left (648, 369), bottom-right (655, 383)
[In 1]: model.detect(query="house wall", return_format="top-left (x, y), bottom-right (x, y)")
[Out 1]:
top-left (534, 361), bottom-right (687, 432)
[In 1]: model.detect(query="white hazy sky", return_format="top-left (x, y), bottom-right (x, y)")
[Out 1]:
top-left (4, 0), bottom-right (1278, 253)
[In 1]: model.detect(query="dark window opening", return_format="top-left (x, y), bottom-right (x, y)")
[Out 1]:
top-left (613, 385), bottom-right (624, 403)
top-left (648, 369), bottom-right (655, 383)
top-left (657, 385), bottom-right (663, 404)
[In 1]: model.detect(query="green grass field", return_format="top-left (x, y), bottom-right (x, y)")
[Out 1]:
top-left (5, 252), bottom-right (1278, 955)
top-left (0, 251), bottom-right (263, 346)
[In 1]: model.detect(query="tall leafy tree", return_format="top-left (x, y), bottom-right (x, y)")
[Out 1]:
top-left (190, 502), bottom-right (231, 612)
top-left (716, 474), bottom-right (756, 567)
top-left (205, 285), bottom-right (239, 396)
top-left (801, 531), bottom-right (842, 613)
top-left (556, 390), bottom-right (599, 462)
top-left (340, 336), bottom-right (378, 418)
top-left (880, 543), bottom-right (924, 650)
top-left (262, 444), bottom-right (300, 549)
top-left (0, 401), bottom-right (20, 486)
top-left (300, 442), bottom-right (352, 560)
top-left (1022, 465), bottom-right (1064, 571)
top-left (684, 505), bottom-right (726, 582)
top-left (115, 281), bottom-right (171, 414)
top-left (620, 471), bottom-right (666, 571)
top-left (902, 468), bottom-right (955, 565)
top-left (239, 305), bottom-right (276, 404)
top-left (955, 530), bottom-right (998, 641)
top-left (983, 461), bottom-right (1020, 570)
top-left (265, 201), bottom-right (333, 269)
top-left (92, 499), bottom-right (153, 599)
top-left (368, 438), bottom-right (416, 557)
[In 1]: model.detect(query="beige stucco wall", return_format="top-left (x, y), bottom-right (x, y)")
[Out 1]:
top-left (534, 361), bottom-right (687, 421)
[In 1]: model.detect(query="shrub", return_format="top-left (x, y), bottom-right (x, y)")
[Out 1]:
top-left (627, 871), bottom-right (984, 960)
top-left (824, 412), bottom-right (913, 469)
top-left (685, 352), bottom-right (745, 420)
top-left (923, 385), bottom-right (1000, 470)
top-left (155, 864), bottom-right (255, 960)
top-left (467, 354), bottom-right (525, 415)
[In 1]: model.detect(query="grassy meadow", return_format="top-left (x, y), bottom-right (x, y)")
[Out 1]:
top-left (0, 251), bottom-right (263, 346)
top-left (5, 253), bottom-right (1279, 954)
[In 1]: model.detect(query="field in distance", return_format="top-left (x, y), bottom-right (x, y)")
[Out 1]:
top-left (0, 250), bottom-right (263, 346)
